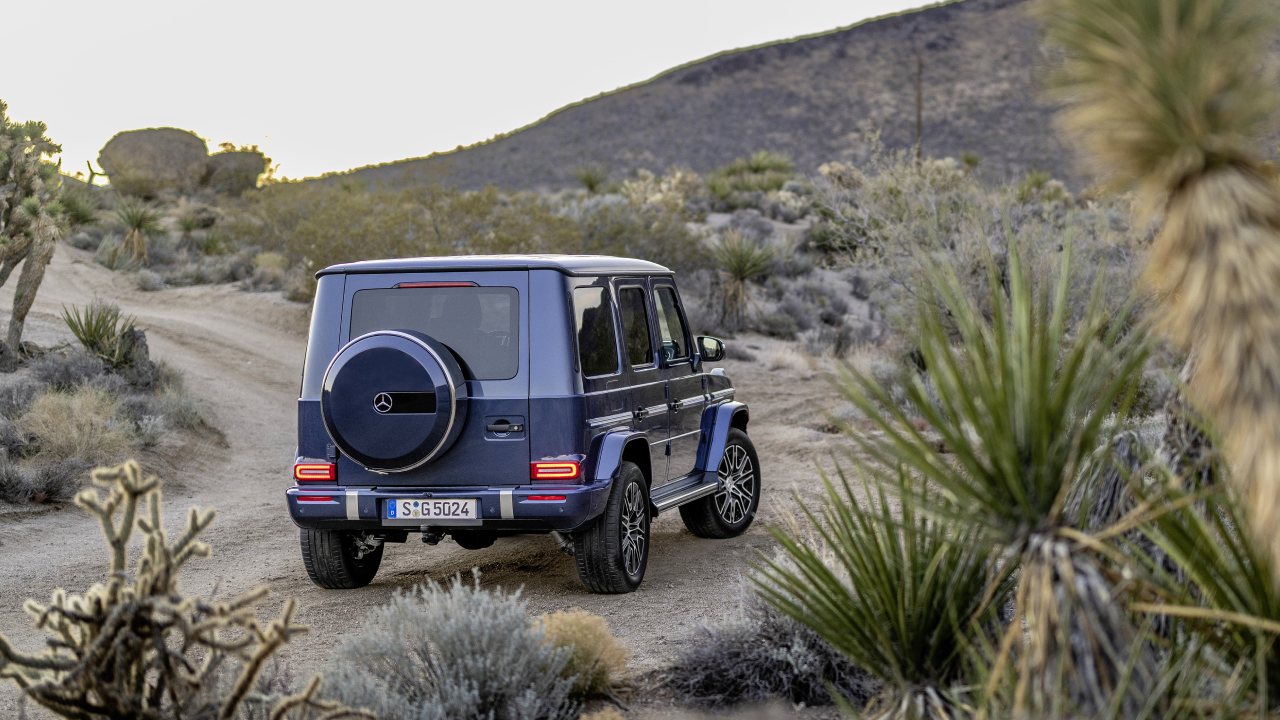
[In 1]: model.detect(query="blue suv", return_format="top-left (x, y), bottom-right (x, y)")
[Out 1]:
top-left (288, 255), bottom-right (759, 593)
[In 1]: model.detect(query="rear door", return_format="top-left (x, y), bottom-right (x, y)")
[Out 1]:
top-left (336, 270), bottom-right (530, 487)
top-left (614, 280), bottom-right (669, 484)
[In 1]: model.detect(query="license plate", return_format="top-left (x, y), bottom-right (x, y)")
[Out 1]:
top-left (385, 498), bottom-right (478, 521)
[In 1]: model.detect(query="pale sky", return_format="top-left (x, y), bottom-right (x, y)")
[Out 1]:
top-left (9, 1), bottom-right (929, 180)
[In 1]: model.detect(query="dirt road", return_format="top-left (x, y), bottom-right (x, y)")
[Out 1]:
top-left (0, 248), bottom-right (849, 710)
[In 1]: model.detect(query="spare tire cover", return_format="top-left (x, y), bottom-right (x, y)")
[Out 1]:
top-left (321, 330), bottom-right (468, 472)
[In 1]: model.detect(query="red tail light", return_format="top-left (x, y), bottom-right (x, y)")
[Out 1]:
top-left (395, 281), bottom-right (477, 288)
top-left (527, 495), bottom-right (567, 502)
top-left (297, 495), bottom-right (334, 502)
top-left (530, 461), bottom-right (581, 481)
top-left (294, 463), bottom-right (336, 483)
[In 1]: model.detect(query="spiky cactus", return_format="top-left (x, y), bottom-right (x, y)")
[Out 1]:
top-left (0, 460), bottom-right (370, 719)
top-left (0, 100), bottom-right (64, 370)
top-left (1044, 0), bottom-right (1280, 587)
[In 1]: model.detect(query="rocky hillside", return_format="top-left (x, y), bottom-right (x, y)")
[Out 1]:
top-left (333, 0), bottom-right (1087, 190)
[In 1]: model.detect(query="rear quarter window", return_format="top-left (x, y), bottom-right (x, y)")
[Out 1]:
top-left (573, 287), bottom-right (620, 377)
top-left (350, 286), bottom-right (519, 380)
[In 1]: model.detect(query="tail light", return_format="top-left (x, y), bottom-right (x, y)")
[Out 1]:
top-left (530, 461), bottom-right (581, 481)
top-left (527, 495), bottom-right (567, 502)
top-left (394, 281), bottom-right (477, 288)
top-left (296, 495), bottom-right (335, 502)
top-left (294, 463), bottom-right (336, 483)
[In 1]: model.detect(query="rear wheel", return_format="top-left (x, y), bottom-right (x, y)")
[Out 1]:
top-left (680, 428), bottom-right (760, 538)
top-left (300, 528), bottom-right (384, 589)
top-left (573, 462), bottom-right (649, 593)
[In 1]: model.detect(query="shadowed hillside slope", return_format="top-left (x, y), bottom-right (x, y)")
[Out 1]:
top-left (335, 0), bottom-right (1081, 190)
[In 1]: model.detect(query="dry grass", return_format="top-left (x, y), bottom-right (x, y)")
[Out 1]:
top-left (537, 609), bottom-right (630, 698)
top-left (22, 386), bottom-right (132, 465)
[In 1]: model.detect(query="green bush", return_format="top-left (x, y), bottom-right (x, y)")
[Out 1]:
top-left (114, 200), bottom-right (161, 265)
top-left (708, 151), bottom-right (795, 210)
top-left (757, 477), bottom-right (998, 717)
top-left (61, 300), bottom-right (136, 369)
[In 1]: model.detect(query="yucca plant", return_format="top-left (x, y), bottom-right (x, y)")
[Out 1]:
top-left (1044, 0), bottom-right (1280, 587)
top-left (839, 246), bottom-right (1154, 717)
top-left (712, 230), bottom-right (772, 330)
top-left (61, 300), bottom-right (136, 369)
top-left (573, 165), bottom-right (608, 194)
top-left (115, 199), bottom-right (161, 265)
top-left (1122, 476), bottom-right (1280, 710)
top-left (756, 473), bottom-right (1000, 719)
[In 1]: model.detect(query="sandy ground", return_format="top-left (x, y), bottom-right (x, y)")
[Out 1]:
top-left (0, 248), bottom-right (857, 716)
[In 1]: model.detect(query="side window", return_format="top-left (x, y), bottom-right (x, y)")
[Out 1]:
top-left (653, 286), bottom-right (689, 362)
top-left (572, 287), bottom-right (620, 377)
top-left (617, 286), bottom-right (653, 367)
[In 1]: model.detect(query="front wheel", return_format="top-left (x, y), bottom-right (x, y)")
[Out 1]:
top-left (300, 528), bottom-right (384, 589)
top-left (680, 428), bottom-right (760, 538)
top-left (573, 461), bottom-right (650, 593)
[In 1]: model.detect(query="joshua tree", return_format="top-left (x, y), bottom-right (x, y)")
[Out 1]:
top-left (0, 100), bottom-right (64, 370)
top-left (1045, 0), bottom-right (1280, 585)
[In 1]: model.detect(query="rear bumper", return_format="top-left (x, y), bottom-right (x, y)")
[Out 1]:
top-left (285, 477), bottom-right (611, 533)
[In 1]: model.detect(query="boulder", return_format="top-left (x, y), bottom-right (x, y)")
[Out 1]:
top-left (120, 328), bottom-right (158, 389)
top-left (98, 128), bottom-right (208, 198)
top-left (204, 151), bottom-right (266, 195)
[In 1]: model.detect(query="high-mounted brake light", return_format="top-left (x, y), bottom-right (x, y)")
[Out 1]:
top-left (527, 495), bottom-right (567, 502)
top-left (394, 281), bottom-right (478, 288)
top-left (296, 495), bottom-right (335, 502)
top-left (294, 463), bottom-right (336, 483)
top-left (531, 461), bottom-right (581, 481)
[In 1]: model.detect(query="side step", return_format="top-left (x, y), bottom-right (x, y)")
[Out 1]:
top-left (651, 471), bottom-right (720, 514)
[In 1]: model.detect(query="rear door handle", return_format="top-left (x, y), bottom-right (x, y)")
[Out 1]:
top-left (486, 421), bottom-right (523, 433)
top-left (633, 407), bottom-right (649, 421)
top-left (670, 399), bottom-right (684, 411)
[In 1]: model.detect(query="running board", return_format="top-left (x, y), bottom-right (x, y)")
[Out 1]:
top-left (651, 471), bottom-right (720, 513)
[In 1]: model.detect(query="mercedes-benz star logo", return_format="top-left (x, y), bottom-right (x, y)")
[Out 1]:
top-left (373, 393), bottom-right (393, 414)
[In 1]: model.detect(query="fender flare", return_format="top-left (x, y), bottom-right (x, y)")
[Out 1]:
top-left (590, 429), bottom-right (651, 484)
top-left (696, 401), bottom-right (749, 473)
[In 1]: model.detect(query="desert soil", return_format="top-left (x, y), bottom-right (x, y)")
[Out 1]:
top-left (0, 248), bottom-right (855, 716)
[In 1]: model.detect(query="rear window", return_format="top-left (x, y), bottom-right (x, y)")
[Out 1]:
top-left (573, 287), bottom-right (620, 377)
top-left (350, 286), bottom-right (519, 380)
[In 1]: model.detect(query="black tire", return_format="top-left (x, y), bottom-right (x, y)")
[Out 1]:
top-left (573, 461), bottom-right (650, 594)
top-left (680, 428), bottom-right (761, 539)
top-left (300, 528), bottom-right (384, 589)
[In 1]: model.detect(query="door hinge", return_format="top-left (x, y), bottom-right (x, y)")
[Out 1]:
top-left (665, 444), bottom-right (671, 456)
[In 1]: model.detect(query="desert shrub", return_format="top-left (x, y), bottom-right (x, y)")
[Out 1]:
top-left (59, 187), bottom-right (100, 227)
top-left (0, 375), bottom-right (44, 418)
top-left (574, 165), bottom-right (608, 194)
top-left (66, 230), bottom-right (102, 251)
top-left (753, 310), bottom-right (800, 339)
top-left (665, 593), bottom-right (876, 708)
top-left (25, 457), bottom-right (92, 503)
top-left (22, 386), bottom-right (132, 465)
top-left (0, 460), bottom-right (363, 718)
top-left (135, 268), bottom-right (165, 291)
top-left (708, 151), bottom-right (795, 210)
top-left (578, 710), bottom-right (624, 720)
top-left (94, 235), bottom-right (136, 271)
top-left (570, 194), bottom-right (708, 275)
top-left (324, 575), bottom-right (578, 720)
top-left (536, 609), bottom-right (630, 698)
top-left (0, 416), bottom-right (35, 459)
top-left (616, 167), bottom-right (707, 217)
top-left (61, 300), bottom-right (136, 368)
top-left (30, 349), bottom-right (105, 390)
top-left (0, 458), bottom-right (32, 503)
top-left (812, 149), bottom-right (1140, 344)
top-left (244, 250), bottom-right (290, 291)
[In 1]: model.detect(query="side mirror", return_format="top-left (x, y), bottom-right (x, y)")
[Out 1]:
top-left (697, 335), bottom-right (726, 363)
